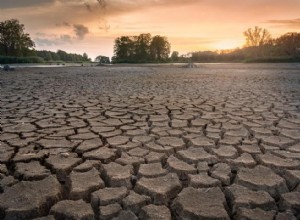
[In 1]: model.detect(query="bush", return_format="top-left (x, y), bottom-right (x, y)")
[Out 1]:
top-left (0, 56), bottom-right (45, 64)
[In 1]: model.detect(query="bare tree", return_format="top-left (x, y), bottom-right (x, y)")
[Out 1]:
top-left (243, 26), bottom-right (272, 47)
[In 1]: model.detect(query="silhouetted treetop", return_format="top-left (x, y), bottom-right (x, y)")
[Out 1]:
top-left (0, 19), bottom-right (35, 56)
top-left (244, 26), bottom-right (272, 47)
top-left (276, 32), bottom-right (300, 57)
top-left (95, 55), bottom-right (110, 63)
top-left (150, 35), bottom-right (170, 62)
top-left (113, 33), bottom-right (170, 63)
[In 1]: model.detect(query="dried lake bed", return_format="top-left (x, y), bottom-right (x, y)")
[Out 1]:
top-left (0, 63), bottom-right (300, 219)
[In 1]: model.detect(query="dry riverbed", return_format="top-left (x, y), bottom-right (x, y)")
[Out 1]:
top-left (0, 63), bottom-right (300, 219)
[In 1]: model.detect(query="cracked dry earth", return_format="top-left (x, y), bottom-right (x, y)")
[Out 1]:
top-left (0, 63), bottom-right (300, 220)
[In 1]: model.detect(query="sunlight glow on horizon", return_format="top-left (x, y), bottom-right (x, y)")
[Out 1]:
top-left (213, 40), bottom-right (245, 51)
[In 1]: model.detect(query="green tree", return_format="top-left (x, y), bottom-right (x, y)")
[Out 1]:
top-left (113, 36), bottom-right (135, 63)
top-left (111, 56), bottom-right (117, 63)
top-left (150, 35), bottom-right (170, 62)
top-left (276, 32), bottom-right (300, 57)
top-left (83, 52), bottom-right (91, 62)
top-left (244, 26), bottom-right (272, 47)
top-left (135, 33), bottom-right (151, 62)
top-left (0, 19), bottom-right (35, 56)
top-left (95, 55), bottom-right (110, 63)
top-left (51, 52), bottom-right (60, 61)
top-left (171, 51), bottom-right (179, 62)
top-left (57, 50), bottom-right (68, 61)
top-left (35, 50), bottom-right (90, 62)
top-left (36, 50), bottom-right (53, 61)
top-left (113, 34), bottom-right (171, 63)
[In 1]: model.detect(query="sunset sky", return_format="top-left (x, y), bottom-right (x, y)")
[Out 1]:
top-left (0, 0), bottom-right (299, 60)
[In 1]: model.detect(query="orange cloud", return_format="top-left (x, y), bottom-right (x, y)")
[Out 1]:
top-left (0, 0), bottom-right (299, 58)
top-left (267, 18), bottom-right (300, 29)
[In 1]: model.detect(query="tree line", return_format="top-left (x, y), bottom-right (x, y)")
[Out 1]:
top-left (177, 27), bottom-right (300, 63)
top-left (1, 19), bottom-right (300, 64)
top-left (36, 50), bottom-right (90, 62)
top-left (0, 19), bottom-right (91, 64)
top-left (112, 33), bottom-right (170, 63)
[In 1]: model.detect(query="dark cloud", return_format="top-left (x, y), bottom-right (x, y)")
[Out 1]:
top-left (0, 0), bottom-right (54, 8)
top-left (105, 0), bottom-right (198, 19)
top-left (62, 21), bottom-right (71, 27)
top-left (79, 0), bottom-right (198, 16)
top-left (73, 24), bottom-right (89, 40)
top-left (84, 0), bottom-right (106, 12)
top-left (84, 2), bottom-right (93, 12)
top-left (34, 34), bottom-right (72, 46)
top-left (96, 0), bottom-right (107, 9)
top-left (267, 18), bottom-right (300, 28)
top-left (56, 22), bottom-right (71, 27)
top-left (0, 0), bottom-right (198, 30)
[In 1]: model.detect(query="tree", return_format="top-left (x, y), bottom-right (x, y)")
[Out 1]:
top-left (111, 56), bottom-right (117, 63)
top-left (35, 50), bottom-right (90, 62)
top-left (113, 36), bottom-right (135, 63)
top-left (0, 19), bottom-right (35, 56)
top-left (57, 50), bottom-right (68, 61)
top-left (276, 32), bottom-right (300, 57)
top-left (83, 53), bottom-right (90, 62)
top-left (171, 51), bottom-right (179, 62)
top-left (135, 33), bottom-right (151, 62)
top-left (150, 35), bottom-right (170, 62)
top-left (113, 34), bottom-right (171, 63)
top-left (243, 26), bottom-right (272, 47)
top-left (36, 50), bottom-right (53, 61)
top-left (95, 55), bottom-right (110, 64)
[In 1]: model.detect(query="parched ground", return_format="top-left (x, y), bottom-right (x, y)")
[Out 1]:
top-left (0, 63), bottom-right (300, 220)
